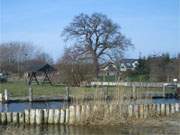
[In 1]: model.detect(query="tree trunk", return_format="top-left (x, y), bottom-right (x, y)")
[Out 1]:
top-left (93, 56), bottom-right (99, 79)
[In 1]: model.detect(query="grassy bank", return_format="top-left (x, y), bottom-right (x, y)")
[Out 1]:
top-left (0, 81), bottom-right (176, 97)
top-left (0, 81), bottom-right (97, 97)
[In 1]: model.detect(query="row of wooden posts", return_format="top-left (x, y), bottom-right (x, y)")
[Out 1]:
top-left (0, 103), bottom-right (179, 125)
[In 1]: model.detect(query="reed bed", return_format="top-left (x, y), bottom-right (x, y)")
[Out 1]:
top-left (70, 85), bottom-right (155, 125)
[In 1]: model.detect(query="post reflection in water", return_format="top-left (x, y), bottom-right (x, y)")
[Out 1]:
top-left (0, 125), bottom-right (179, 135)
top-left (0, 102), bottom-right (2, 112)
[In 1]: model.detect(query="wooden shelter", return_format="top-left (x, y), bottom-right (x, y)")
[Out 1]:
top-left (28, 64), bottom-right (56, 85)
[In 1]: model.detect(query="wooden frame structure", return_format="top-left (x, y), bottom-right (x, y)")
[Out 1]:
top-left (28, 64), bottom-right (56, 85)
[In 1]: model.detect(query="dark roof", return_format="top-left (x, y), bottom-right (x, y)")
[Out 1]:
top-left (28, 64), bottom-right (56, 72)
top-left (100, 59), bottom-right (138, 71)
top-left (101, 62), bottom-right (118, 71)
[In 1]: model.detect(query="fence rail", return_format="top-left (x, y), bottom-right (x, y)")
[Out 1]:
top-left (90, 82), bottom-right (180, 87)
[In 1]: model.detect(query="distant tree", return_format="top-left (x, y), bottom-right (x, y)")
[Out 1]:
top-left (126, 53), bottom-right (180, 82)
top-left (174, 55), bottom-right (180, 82)
top-left (130, 57), bottom-right (150, 81)
top-left (62, 13), bottom-right (132, 78)
top-left (0, 41), bottom-right (53, 76)
top-left (0, 41), bottom-right (36, 74)
top-left (177, 53), bottom-right (180, 59)
top-left (33, 52), bottom-right (54, 65)
top-left (148, 53), bottom-right (173, 82)
top-left (135, 57), bottom-right (149, 75)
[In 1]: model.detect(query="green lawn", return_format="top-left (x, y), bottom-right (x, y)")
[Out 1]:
top-left (0, 81), bottom-right (97, 97)
top-left (0, 81), bottom-right (176, 97)
top-left (0, 81), bottom-right (64, 97)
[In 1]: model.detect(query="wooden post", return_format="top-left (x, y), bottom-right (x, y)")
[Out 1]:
top-left (66, 87), bottom-right (70, 101)
top-left (93, 105), bottom-right (98, 113)
top-left (147, 104), bottom-right (151, 115)
top-left (43, 109), bottom-right (49, 124)
top-left (132, 85), bottom-right (136, 99)
top-left (1, 112), bottom-right (7, 124)
top-left (4, 89), bottom-right (8, 102)
top-left (65, 108), bottom-right (69, 124)
top-left (75, 105), bottom-right (81, 123)
top-left (86, 105), bottom-right (90, 119)
top-left (28, 85), bottom-right (33, 102)
top-left (128, 104), bottom-right (133, 117)
top-left (24, 109), bottom-right (30, 124)
top-left (157, 104), bottom-right (161, 115)
top-left (30, 109), bottom-right (36, 124)
top-left (0, 93), bottom-right (3, 102)
top-left (48, 109), bottom-right (54, 124)
top-left (69, 106), bottom-right (75, 125)
top-left (134, 104), bottom-right (139, 118)
top-left (109, 104), bottom-right (113, 114)
top-left (36, 109), bottom-right (44, 125)
top-left (54, 109), bottom-right (60, 124)
top-left (163, 85), bottom-right (165, 98)
top-left (165, 104), bottom-right (170, 116)
top-left (60, 109), bottom-right (65, 124)
top-left (152, 104), bottom-right (156, 114)
top-left (6, 112), bottom-right (12, 123)
top-left (81, 105), bottom-right (86, 122)
top-left (106, 86), bottom-right (109, 99)
top-left (12, 112), bottom-right (19, 124)
top-left (175, 103), bottom-right (179, 112)
top-left (104, 104), bottom-right (110, 117)
top-left (170, 104), bottom-right (175, 114)
top-left (160, 104), bottom-right (165, 116)
top-left (19, 112), bottom-right (25, 124)
top-left (139, 104), bottom-right (144, 119)
top-left (150, 104), bottom-right (153, 111)
top-left (144, 104), bottom-right (148, 118)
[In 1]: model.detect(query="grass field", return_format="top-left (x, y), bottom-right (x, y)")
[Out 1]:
top-left (0, 81), bottom-right (97, 97)
top-left (0, 81), bottom-right (176, 97)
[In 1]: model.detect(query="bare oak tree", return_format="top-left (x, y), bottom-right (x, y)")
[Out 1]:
top-left (62, 13), bottom-right (132, 77)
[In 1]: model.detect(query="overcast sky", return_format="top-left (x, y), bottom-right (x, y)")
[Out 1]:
top-left (1, 0), bottom-right (179, 61)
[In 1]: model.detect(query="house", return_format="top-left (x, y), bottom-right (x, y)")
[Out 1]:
top-left (119, 59), bottom-right (138, 72)
top-left (99, 62), bottom-right (119, 81)
top-left (101, 59), bottom-right (139, 73)
top-left (101, 62), bottom-right (119, 76)
top-left (99, 59), bottom-right (139, 81)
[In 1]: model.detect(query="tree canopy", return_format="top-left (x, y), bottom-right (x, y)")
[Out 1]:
top-left (62, 13), bottom-right (132, 77)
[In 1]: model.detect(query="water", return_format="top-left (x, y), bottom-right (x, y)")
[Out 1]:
top-left (0, 98), bottom-right (179, 112)
top-left (0, 99), bottom-right (180, 134)
top-left (0, 124), bottom-right (180, 135)
top-left (134, 98), bottom-right (180, 104)
top-left (0, 101), bottom-right (67, 112)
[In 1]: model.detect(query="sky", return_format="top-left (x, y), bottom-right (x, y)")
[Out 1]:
top-left (0, 0), bottom-right (179, 61)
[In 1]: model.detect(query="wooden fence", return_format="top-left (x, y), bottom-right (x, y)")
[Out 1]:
top-left (90, 82), bottom-right (180, 87)
top-left (0, 103), bottom-right (179, 125)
